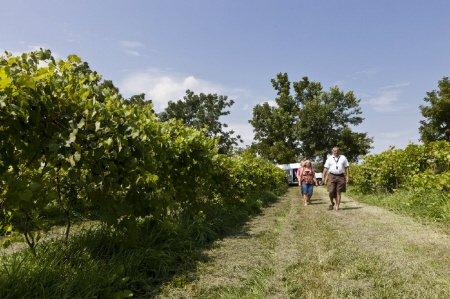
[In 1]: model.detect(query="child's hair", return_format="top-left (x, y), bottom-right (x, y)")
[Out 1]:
top-left (303, 160), bottom-right (312, 168)
top-left (300, 159), bottom-right (306, 166)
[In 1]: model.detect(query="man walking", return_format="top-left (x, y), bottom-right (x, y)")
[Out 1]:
top-left (323, 147), bottom-right (349, 211)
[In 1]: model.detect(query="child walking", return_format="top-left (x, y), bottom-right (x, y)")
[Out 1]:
top-left (297, 160), bottom-right (317, 206)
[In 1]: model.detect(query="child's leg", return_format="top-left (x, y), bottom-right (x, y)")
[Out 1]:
top-left (299, 184), bottom-right (303, 202)
top-left (301, 183), bottom-right (308, 205)
top-left (307, 184), bottom-right (314, 203)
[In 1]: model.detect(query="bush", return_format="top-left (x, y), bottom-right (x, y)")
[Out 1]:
top-left (351, 141), bottom-right (450, 193)
top-left (0, 50), bottom-right (286, 244)
top-left (349, 141), bottom-right (450, 223)
top-left (0, 50), bottom-right (287, 296)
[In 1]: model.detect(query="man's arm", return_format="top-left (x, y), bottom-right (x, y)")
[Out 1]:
top-left (323, 167), bottom-right (328, 184)
top-left (344, 157), bottom-right (350, 183)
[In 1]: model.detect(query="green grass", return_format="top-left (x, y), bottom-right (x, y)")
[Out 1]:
top-left (159, 187), bottom-right (292, 298)
top-left (0, 233), bottom-right (24, 250)
top-left (161, 187), bottom-right (450, 298)
top-left (0, 191), bottom-right (281, 298)
top-left (3, 187), bottom-right (449, 298)
top-left (348, 187), bottom-right (450, 228)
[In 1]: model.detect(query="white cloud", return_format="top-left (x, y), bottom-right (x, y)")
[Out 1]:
top-left (119, 40), bottom-right (144, 57)
top-left (372, 130), bottom-right (418, 153)
top-left (366, 82), bottom-right (410, 112)
top-left (119, 69), bottom-right (226, 111)
top-left (353, 67), bottom-right (380, 77)
top-left (378, 130), bottom-right (417, 142)
top-left (379, 132), bottom-right (405, 139)
top-left (380, 82), bottom-right (410, 90)
top-left (332, 80), bottom-right (345, 87)
top-left (124, 49), bottom-right (141, 57)
top-left (120, 40), bottom-right (144, 48)
top-left (367, 89), bottom-right (402, 112)
top-left (228, 122), bottom-right (254, 145)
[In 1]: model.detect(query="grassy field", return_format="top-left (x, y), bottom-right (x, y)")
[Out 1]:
top-left (1, 187), bottom-right (449, 298)
top-left (348, 188), bottom-right (450, 232)
top-left (160, 187), bottom-right (450, 298)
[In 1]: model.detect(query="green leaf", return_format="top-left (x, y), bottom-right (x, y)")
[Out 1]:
top-left (105, 137), bottom-right (113, 146)
top-left (74, 151), bottom-right (81, 162)
top-left (112, 290), bottom-right (133, 299)
top-left (67, 155), bottom-right (76, 166)
top-left (80, 90), bottom-right (90, 100)
top-left (67, 54), bottom-right (81, 63)
top-left (66, 129), bottom-right (78, 147)
top-left (19, 190), bottom-right (33, 202)
top-left (77, 118), bottom-right (86, 129)
top-left (49, 143), bottom-right (59, 152)
top-left (0, 69), bottom-right (12, 89)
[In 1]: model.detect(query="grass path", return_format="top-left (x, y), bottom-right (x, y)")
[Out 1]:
top-left (159, 187), bottom-right (450, 298)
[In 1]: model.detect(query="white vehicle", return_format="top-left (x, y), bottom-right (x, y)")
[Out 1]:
top-left (315, 172), bottom-right (323, 185)
top-left (276, 163), bottom-right (301, 185)
top-left (277, 163), bottom-right (324, 186)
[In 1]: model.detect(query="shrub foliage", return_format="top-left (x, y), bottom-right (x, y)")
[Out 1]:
top-left (351, 141), bottom-right (450, 194)
top-left (350, 141), bottom-right (450, 222)
top-left (0, 50), bottom-right (287, 250)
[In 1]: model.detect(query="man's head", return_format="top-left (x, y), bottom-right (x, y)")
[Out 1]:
top-left (332, 147), bottom-right (340, 156)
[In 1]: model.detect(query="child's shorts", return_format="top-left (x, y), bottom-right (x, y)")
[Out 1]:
top-left (301, 183), bottom-right (314, 197)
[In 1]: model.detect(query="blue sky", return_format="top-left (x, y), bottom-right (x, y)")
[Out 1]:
top-left (2, 0), bottom-right (449, 153)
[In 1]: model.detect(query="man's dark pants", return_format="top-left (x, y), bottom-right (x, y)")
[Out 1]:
top-left (327, 173), bottom-right (346, 206)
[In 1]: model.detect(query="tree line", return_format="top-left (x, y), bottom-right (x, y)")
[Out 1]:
top-left (159, 74), bottom-right (449, 164)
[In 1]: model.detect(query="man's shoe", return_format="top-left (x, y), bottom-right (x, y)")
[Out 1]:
top-left (328, 204), bottom-right (334, 210)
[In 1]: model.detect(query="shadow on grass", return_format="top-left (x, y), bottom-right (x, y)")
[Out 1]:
top-left (0, 191), bottom-right (283, 299)
top-left (340, 206), bottom-right (362, 210)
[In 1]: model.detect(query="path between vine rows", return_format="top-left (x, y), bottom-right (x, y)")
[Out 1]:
top-left (159, 187), bottom-right (450, 298)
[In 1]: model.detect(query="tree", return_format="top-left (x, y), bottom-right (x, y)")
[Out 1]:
top-left (294, 77), bottom-right (372, 163)
top-left (249, 73), bottom-right (299, 163)
top-left (159, 90), bottom-right (242, 154)
top-left (337, 128), bottom-right (373, 163)
top-left (419, 77), bottom-right (450, 142)
top-left (250, 73), bottom-right (372, 164)
top-left (125, 93), bottom-right (155, 114)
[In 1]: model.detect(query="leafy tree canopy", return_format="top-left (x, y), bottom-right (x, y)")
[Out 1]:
top-left (250, 73), bottom-right (372, 164)
top-left (159, 90), bottom-right (242, 154)
top-left (420, 77), bottom-right (450, 142)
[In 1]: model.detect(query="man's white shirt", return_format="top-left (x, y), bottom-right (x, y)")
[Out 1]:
top-left (324, 155), bottom-right (349, 175)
